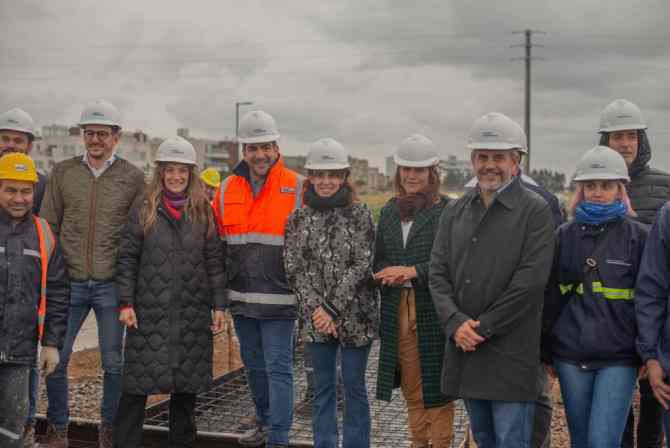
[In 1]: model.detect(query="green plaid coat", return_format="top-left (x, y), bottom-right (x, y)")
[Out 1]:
top-left (374, 196), bottom-right (449, 407)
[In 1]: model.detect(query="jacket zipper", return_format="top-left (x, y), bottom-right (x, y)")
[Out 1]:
top-left (86, 178), bottom-right (97, 278)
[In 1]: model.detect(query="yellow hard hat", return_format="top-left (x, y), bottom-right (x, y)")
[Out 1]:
top-left (0, 153), bottom-right (38, 183)
top-left (200, 167), bottom-right (221, 188)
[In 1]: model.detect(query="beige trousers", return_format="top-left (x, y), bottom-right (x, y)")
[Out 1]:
top-left (398, 288), bottom-right (455, 448)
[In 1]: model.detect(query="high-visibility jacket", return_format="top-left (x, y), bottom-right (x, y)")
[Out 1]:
top-left (543, 217), bottom-right (648, 368)
top-left (213, 157), bottom-right (303, 319)
top-left (0, 210), bottom-right (70, 365)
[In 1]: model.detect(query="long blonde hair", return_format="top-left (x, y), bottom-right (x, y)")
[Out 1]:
top-left (141, 163), bottom-right (216, 237)
top-left (568, 181), bottom-right (636, 218)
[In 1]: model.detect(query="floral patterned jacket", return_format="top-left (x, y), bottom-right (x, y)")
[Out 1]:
top-left (284, 203), bottom-right (379, 347)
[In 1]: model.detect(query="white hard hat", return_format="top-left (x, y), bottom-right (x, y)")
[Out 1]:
top-left (238, 110), bottom-right (280, 144)
top-left (598, 99), bottom-right (647, 133)
top-left (78, 99), bottom-right (122, 129)
top-left (305, 138), bottom-right (350, 170)
top-left (466, 112), bottom-right (525, 152)
top-left (155, 136), bottom-right (198, 166)
top-left (510, 120), bottom-right (528, 154)
top-left (573, 145), bottom-right (630, 183)
top-left (0, 108), bottom-right (37, 138)
top-left (394, 134), bottom-right (440, 167)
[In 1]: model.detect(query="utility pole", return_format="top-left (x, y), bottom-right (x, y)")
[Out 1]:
top-left (512, 29), bottom-right (544, 174)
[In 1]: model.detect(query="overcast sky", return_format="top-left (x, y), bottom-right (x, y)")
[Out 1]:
top-left (2, 0), bottom-right (670, 175)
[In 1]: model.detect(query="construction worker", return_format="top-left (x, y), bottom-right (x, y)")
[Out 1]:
top-left (598, 99), bottom-right (670, 448)
top-left (285, 138), bottom-right (378, 448)
top-left (0, 108), bottom-right (50, 447)
top-left (635, 197), bottom-right (670, 445)
top-left (374, 134), bottom-right (455, 448)
top-left (213, 110), bottom-right (303, 448)
top-left (200, 167), bottom-right (222, 201)
top-left (543, 146), bottom-right (646, 447)
top-left (0, 153), bottom-right (69, 448)
top-left (429, 112), bottom-right (555, 448)
top-left (0, 108), bottom-right (47, 215)
top-left (40, 100), bottom-right (146, 448)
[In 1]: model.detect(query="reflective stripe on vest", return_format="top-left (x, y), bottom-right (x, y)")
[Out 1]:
top-left (227, 289), bottom-right (296, 306)
top-left (226, 233), bottom-right (285, 246)
top-left (559, 282), bottom-right (633, 301)
top-left (33, 216), bottom-right (55, 341)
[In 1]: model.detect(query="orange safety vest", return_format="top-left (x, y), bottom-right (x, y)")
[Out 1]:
top-left (213, 158), bottom-right (303, 310)
top-left (33, 216), bottom-right (56, 340)
top-left (215, 158), bottom-right (303, 246)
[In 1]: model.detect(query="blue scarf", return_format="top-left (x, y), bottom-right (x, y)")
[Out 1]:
top-left (575, 200), bottom-right (627, 225)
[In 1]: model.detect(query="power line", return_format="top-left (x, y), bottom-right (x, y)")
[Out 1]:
top-left (512, 29), bottom-right (545, 173)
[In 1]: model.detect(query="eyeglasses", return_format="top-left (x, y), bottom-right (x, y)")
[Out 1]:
top-left (83, 130), bottom-right (113, 140)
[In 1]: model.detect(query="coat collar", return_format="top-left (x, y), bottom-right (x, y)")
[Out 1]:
top-left (233, 156), bottom-right (285, 187)
top-left (468, 176), bottom-right (522, 211)
top-left (387, 195), bottom-right (445, 248)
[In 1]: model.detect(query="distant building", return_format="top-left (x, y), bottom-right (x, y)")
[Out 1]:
top-left (32, 125), bottom-right (153, 175)
top-left (175, 128), bottom-right (237, 176)
top-left (385, 156), bottom-right (396, 177)
top-left (283, 155), bottom-right (307, 175)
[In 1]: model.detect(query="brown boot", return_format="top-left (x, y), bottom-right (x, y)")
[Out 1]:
top-left (22, 422), bottom-right (35, 448)
top-left (98, 423), bottom-right (113, 448)
top-left (43, 423), bottom-right (68, 448)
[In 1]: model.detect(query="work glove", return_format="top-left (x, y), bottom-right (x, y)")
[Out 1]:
top-left (40, 346), bottom-right (60, 377)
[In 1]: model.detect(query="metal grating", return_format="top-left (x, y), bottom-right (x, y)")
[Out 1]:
top-left (145, 342), bottom-right (470, 447)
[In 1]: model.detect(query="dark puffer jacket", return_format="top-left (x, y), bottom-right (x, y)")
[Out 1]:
top-left (0, 209), bottom-right (69, 365)
top-left (116, 200), bottom-right (226, 395)
top-left (600, 130), bottom-right (670, 225)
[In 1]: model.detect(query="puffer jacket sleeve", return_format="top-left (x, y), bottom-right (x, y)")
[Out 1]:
top-left (636, 203), bottom-right (670, 363)
top-left (284, 211), bottom-right (323, 311)
top-left (42, 243), bottom-right (70, 350)
top-left (116, 204), bottom-right (144, 306)
top-left (326, 205), bottom-right (375, 318)
top-left (204, 220), bottom-right (227, 310)
top-left (429, 206), bottom-right (471, 338)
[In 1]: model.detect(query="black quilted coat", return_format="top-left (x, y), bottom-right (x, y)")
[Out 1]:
top-left (116, 200), bottom-right (226, 395)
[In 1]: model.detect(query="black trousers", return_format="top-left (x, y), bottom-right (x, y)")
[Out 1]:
top-left (621, 379), bottom-right (664, 448)
top-left (0, 364), bottom-right (30, 448)
top-left (113, 392), bottom-right (197, 448)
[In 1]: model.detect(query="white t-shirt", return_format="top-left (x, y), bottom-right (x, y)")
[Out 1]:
top-left (401, 220), bottom-right (413, 287)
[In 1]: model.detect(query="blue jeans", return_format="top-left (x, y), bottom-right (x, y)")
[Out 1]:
top-left (46, 280), bottom-right (123, 428)
top-left (233, 316), bottom-right (295, 446)
top-left (554, 361), bottom-right (637, 448)
top-left (464, 399), bottom-right (535, 448)
top-left (307, 342), bottom-right (371, 448)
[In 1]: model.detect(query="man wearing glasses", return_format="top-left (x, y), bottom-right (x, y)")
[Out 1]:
top-left (40, 100), bottom-right (145, 448)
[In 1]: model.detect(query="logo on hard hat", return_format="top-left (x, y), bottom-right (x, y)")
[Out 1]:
top-left (172, 149), bottom-right (185, 155)
top-left (7, 119), bottom-right (19, 125)
top-left (14, 163), bottom-right (28, 172)
top-left (590, 163), bottom-right (606, 169)
top-left (92, 112), bottom-right (105, 117)
top-left (253, 128), bottom-right (267, 134)
top-left (616, 114), bottom-right (633, 120)
top-left (481, 131), bottom-right (500, 138)
top-left (321, 155), bottom-right (335, 161)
